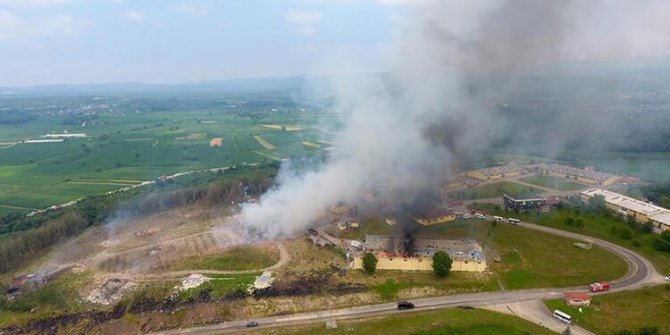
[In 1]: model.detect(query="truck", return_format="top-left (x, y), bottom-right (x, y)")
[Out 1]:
top-left (589, 282), bottom-right (610, 292)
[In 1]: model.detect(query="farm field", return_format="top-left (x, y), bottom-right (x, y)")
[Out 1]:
top-left (544, 285), bottom-right (670, 335)
top-left (0, 95), bottom-right (332, 212)
top-left (519, 175), bottom-right (586, 191)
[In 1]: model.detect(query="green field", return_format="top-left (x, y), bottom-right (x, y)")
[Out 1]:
top-left (449, 181), bottom-right (544, 200)
top-left (545, 285), bottom-right (670, 335)
top-left (166, 245), bottom-right (279, 272)
top-left (0, 96), bottom-right (332, 212)
top-left (519, 175), bottom-right (586, 191)
top-left (470, 204), bottom-right (670, 275)
top-left (247, 308), bottom-right (555, 335)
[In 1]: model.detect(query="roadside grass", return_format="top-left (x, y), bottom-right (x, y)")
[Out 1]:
top-left (166, 245), bottom-right (279, 272)
top-left (246, 308), bottom-right (555, 335)
top-left (372, 278), bottom-right (407, 300)
top-left (449, 181), bottom-right (544, 200)
top-left (519, 175), bottom-right (586, 191)
top-left (544, 285), bottom-right (670, 335)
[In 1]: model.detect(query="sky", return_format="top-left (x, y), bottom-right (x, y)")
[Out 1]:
top-left (0, 0), bottom-right (416, 86)
top-left (1, 0), bottom-right (670, 87)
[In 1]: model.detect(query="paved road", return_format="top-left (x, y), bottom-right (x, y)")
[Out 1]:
top-left (152, 221), bottom-right (663, 335)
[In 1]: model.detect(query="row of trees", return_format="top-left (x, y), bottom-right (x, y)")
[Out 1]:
top-left (362, 251), bottom-right (453, 277)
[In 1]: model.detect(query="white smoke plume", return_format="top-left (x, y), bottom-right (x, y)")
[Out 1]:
top-left (240, 0), bottom-right (670, 236)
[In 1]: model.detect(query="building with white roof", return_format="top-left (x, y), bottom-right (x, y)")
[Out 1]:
top-left (581, 188), bottom-right (670, 231)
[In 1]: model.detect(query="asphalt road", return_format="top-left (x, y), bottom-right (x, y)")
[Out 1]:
top-left (152, 221), bottom-right (662, 335)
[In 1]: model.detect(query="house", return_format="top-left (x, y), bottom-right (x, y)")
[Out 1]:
top-left (564, 292), bottom-right (591, 307)
top-left (412, 210), bottom-right (456, 226)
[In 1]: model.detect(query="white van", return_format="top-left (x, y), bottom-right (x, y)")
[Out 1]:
top-left (508, 218), bottom-right (520, 225)
top-left (474, 213), bottom-right (486, 220)
top-left (493, 216), bottom-right (504, 222)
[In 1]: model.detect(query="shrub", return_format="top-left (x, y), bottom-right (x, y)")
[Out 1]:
top-left (432, 250), bottom-right (453, 277)
top-left (363, 252), bottom-right (378, 275)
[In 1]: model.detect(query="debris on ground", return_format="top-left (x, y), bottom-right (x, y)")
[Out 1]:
top-left (251, 271), bottom-right (274, 292)
top-left (179, 274), bottom-right (208, 291)
top-left (88, 278), bottom-right (134, 305)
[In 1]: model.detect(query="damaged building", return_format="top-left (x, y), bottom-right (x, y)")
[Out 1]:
top-left (349, 235), bottom-right (487, 272)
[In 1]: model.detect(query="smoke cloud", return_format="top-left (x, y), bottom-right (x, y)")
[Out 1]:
top-left (240, 0), bottom-right (670, 236)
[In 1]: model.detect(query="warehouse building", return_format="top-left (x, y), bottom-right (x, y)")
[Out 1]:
top-left (350, 235), bottom-right (487, 272)
top-left (581, 189), bottom-right (670, 231)
top-left (412, 210), bottom-right (456, 226)
top-left (534, 163), bottom-right (621, 186)
top-left (503, 194), bottom-right (546, 211)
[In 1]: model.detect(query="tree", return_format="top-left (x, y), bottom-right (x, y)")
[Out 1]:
top-left (638, 327), bottom-right (660, 335)
top-left (588, 194), bottom-right (606, 212)
top-left (362, 252), bottom-right (378, 275)
top-left (619, 228), bottom-right (633, 240)
top-left (432, 250), bottom-right (453, 277)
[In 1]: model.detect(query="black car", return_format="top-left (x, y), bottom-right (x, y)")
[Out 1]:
top-left (246, 320), bottom-right (259, 327)
top-left (397, 301), bottom-right (415, 310)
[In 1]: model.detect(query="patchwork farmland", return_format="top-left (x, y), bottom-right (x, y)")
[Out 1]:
top-left (0, 95), bottom-right (331, 213)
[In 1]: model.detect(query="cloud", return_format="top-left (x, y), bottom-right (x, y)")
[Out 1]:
top-left (0, 10), bottom-right (82, 39)
top-left (376, 0), bottom-right (431, 6)
top-left (178, 3), bottom-right (208, 16)
top-left (124, 9), bottom-right (144, 22)
top-left (0, 0), bottom-right (81, 6)
top-left (284, 9), bottom-right (322, 35)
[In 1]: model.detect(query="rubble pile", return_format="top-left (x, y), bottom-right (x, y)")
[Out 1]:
top-left (88, 278), bottom-right (134, 305)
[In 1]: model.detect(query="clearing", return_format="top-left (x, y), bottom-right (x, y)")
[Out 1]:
top-left (254, 135), bottom-right (275, 150)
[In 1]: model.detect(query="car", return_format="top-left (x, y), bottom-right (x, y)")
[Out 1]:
top-left (397, 301), bottom-right (415, 310)
top-left (246, 320), bottom-right (259, 327)
top-left (665, 275), bottom-right (670, 281)
top-left (462, 213), bottom-right (471, 219)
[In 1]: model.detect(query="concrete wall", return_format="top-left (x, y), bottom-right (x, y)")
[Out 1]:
top-left (352, 256), bottom-right (487, 272)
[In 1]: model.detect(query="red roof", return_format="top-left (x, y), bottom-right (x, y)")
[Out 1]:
top-left (564, 292), bottom-right (591, 301)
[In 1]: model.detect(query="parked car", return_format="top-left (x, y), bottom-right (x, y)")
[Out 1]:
top-left (246, 320), bottom-right (259, 327)
top-left (397, 301), bottom-right (415, 310)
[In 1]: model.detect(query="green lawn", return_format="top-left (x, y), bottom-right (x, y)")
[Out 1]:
top-left (247, 308), bottom-right (555, 335)
top-left (519, 175), bottom-right (586, 191)
top-left (545, 285), bottom-right (670, 335)
top-left (418, 220), bottom-right (628, 289)
top-left (449, 181), bottom-right (544, 200)
top-left (470, 205), bottom-right (670, 275)
top-left (166, 245), bottom-right (279, 272)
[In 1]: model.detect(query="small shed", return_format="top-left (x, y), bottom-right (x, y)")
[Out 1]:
top-left (564, 292), bottom-right (591, 307)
